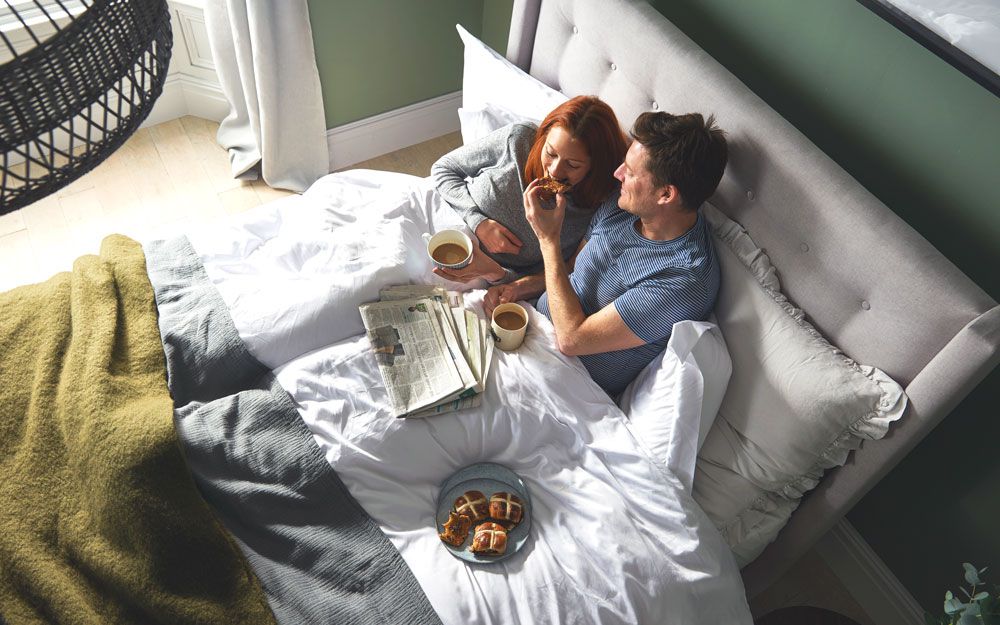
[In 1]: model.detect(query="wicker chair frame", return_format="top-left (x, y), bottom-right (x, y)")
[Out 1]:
top-left (0, 0), bottom-right (172, 215)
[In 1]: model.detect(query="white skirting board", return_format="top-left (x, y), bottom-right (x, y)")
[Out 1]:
top-left (816, 518), bottom-right (926, 625)
top-left (143, 74), bottom-right (229, 128)
top-left (326, 91), bottom-right (462, 172)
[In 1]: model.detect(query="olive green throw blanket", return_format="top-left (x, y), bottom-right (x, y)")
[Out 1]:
top-left (0, 236), bottom-right (275, 625)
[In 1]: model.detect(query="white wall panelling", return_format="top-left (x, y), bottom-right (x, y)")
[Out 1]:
top-left (148, 0), bottom-right (226, 125)
top-left (3, 1), bottom-right (224, 168)
top-left (816, 519), bottom-right (926, 625)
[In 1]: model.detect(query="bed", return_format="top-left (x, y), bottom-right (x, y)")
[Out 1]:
top-left (1, 0), bottom-right (997, 624)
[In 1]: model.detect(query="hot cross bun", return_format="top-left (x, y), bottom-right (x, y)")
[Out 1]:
top-left (453, 490), bottom-right (489, 521)
top-left (470, 522), bottom-right (508, 556)
top-left (438, 511), bottom-right (472, 547)
top-left (489, 491), bottom-right (524, 527)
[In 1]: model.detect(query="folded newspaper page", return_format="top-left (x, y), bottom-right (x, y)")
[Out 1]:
top-left (362, 285), bottom-right (495, 418)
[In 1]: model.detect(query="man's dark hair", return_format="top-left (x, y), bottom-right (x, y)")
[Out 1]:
top-left (630, 112), bottom-right (728, 210)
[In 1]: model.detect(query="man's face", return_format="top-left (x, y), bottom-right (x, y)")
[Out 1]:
top-left (613, 141), bottom-right (665, 216)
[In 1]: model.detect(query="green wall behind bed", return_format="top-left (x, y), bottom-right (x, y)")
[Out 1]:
top-left (482, 0), bottom-right (515, 53)
top-left (306, 0), bottom-right (485, 128)
top-left (306, 0), bottom-right (515, 129)
top-left (647, 0), bottom-right (1000, 614)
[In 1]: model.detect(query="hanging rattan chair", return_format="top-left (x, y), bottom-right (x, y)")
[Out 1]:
top-left (0, 0), bottom-right (172, 215)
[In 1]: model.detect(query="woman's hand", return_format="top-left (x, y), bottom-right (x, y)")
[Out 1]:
top-left (433, 245), bottom-right (506, 284)
top-left (475, 219), bottom-right (523, 255)
top-left (523, 178), bottom-right (566, 245)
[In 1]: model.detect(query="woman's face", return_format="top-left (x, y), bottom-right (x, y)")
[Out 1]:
top-left (541, 126), bottom-right (592, 189)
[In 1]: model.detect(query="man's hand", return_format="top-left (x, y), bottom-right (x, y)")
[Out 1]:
top-left (475, 219), bottom-right (523, 255)
top-left (524, 178), bottom-right (566, 245)
top-left (482, 274), bottom-right (547, 317)
top-left (483, 283), bottom-right (517, 318)
top-left (433, 245), bottom-right (506, 283)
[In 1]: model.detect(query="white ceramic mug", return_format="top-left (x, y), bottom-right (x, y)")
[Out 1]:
top-left (491, 302), bottom-right (528, 351)
top-left (426, 229), bottom-right (473, 270)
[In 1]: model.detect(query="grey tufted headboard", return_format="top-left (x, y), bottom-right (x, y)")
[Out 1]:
top-left (507, 0), bottom-right (1000, 598)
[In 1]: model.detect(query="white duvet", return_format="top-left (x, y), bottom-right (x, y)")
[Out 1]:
top-left (185, 170), bottom-right (752, 625)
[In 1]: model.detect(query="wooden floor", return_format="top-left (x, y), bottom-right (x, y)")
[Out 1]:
top-left (0, 116), bottom-right (873, 624)
top-left (0, 115), bottom-right (461, 292)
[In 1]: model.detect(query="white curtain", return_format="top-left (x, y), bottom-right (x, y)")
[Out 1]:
top-left (205, 0), bottom-right (328, 193)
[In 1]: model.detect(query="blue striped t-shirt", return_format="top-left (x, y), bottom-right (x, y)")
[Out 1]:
top-left (537, 194), bottom-right (720, 397)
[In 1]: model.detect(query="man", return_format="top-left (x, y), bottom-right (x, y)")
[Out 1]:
top-left (509, 111), bottom-right (728, 397)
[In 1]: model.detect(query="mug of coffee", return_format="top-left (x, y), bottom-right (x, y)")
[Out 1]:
top-left (491, 302), bottom-right (528, 351)
top-left (426, 229), bottom-right (473, 270)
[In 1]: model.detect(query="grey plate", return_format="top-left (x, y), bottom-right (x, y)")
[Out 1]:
top-left (440, 462), bottom-right (529, 496)
top-left (436, 463), bottom-right (532, 564)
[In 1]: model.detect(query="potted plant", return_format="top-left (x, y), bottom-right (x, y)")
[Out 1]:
top-left (926, 564), bottom-right (1000, 625)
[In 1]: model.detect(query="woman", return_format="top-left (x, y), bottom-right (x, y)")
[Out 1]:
top-left (430, 96), bottom-right (627, 313)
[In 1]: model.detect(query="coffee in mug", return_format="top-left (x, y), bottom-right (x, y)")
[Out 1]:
top-left (491, 302), bottom-right (528, 351)
top-left (493, 311), bottom-right (526, 331)
top-left (431, 243), bottom-right (469, 266)
top-left (426, 230), bottom-right (473, 270)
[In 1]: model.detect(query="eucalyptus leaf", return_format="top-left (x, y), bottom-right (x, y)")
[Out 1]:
top-left (947, 597), bottom-right (967, 614)
top-left (976, 593), bottom-right (991, 602)
top-left (959, 613), bottom-right (980, 625)
top-left (967, 563), bottom-right (983, 585)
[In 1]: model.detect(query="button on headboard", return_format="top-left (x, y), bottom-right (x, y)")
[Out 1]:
top-left (508, 0), bottom-right (994, 388)
top-left (507, 0), bottom-right (999, 596)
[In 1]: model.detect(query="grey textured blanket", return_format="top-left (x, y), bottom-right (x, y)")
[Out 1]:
top-left (144, 237), bottom-right (442, 625)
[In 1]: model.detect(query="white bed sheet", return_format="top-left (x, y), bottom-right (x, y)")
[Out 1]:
top-left (186, 171), bottom-right (753, 625)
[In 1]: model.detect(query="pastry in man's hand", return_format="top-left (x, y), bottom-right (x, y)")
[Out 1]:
top-left (439, 511), bottom-right (472, 547)
top-left (489, 491), bottom-right (524, 527)
top-left (470, 522), bottom-right (508, 556)
top-left (453, 490), bottom-right (489, 521)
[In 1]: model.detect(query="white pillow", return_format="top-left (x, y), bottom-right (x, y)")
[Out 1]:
top-left (457, 103), bottom-right (535, 145)
top-left (618, 319), bottom-right (732, 492)
top-left (693, 203), bottom-right (907, 567)
top-left (456, 24), bottom-right (568, 143)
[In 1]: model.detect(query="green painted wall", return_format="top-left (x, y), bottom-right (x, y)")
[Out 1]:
top-left (647, 0), bottom-right (1000, 614)
top-left (306, 0), bottom-right (485, 128)
top-left (649, 0), bottom-right (999, 301)
top-left (482, 0), bottom-right (514, 54)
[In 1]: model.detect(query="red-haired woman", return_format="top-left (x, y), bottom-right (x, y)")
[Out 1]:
top-left (431, 95), bottom-right (627, 314)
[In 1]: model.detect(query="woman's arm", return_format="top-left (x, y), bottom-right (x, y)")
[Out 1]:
top-left (431, 127), bottom-right (513, 233)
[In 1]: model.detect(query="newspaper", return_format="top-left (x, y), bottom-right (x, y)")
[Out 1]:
top-left (360, 285), bottom-right (495, 418)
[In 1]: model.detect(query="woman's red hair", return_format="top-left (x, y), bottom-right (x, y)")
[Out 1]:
top-left (524, 95), bottom-right (627, 210)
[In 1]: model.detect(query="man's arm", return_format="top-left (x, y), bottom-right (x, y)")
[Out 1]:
top-left (525, 181), bottom-right (645, 356)
top-left (537, 239), bottom-right (645, 356)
